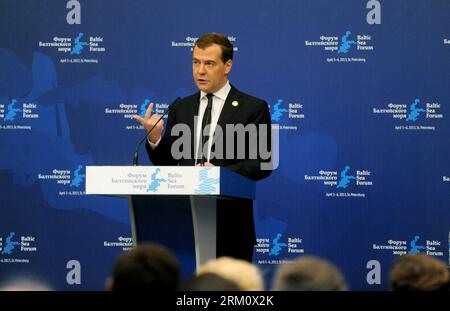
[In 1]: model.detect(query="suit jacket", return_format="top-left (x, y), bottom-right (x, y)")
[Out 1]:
top-left (146, 85), bottom-right (272, 181)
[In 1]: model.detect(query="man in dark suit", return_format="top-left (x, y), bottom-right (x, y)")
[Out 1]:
top-left (134, 33), bottom-right (272, 261)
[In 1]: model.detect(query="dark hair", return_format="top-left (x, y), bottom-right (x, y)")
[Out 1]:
top-left (195, 33), bottom-right (233, 63)
top-left (111, 243), bottom-right (180, 291)
top-left (390, 254), bottom-right (449, 291)
top-left (272, 256), bottom-right (347, 291)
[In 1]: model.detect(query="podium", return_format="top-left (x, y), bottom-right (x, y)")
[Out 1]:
top-left (85, 166), bottom-right (255, 269)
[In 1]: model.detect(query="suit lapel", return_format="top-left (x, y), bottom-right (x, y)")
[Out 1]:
top-left (186, 91), bottom-right (201, 127)
top-left (216, 85), bottom-right (243, 130)
top-left (185, 92), bottom-right (200, 163)
top-left (192, 91), bottom-right (201, 115)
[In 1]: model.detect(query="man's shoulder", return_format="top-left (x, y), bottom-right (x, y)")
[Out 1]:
top-left (232, 87), bottom-right (268, 109)
top-left (171, 87), bottom-right (268, 109)
top-left (172, 92), bottom-right (199, 110)
top-left (180, 92), bottom-right (199, 103)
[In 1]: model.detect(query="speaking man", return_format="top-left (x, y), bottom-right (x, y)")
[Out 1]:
top-left (134, 33), bottom-right (272, 261)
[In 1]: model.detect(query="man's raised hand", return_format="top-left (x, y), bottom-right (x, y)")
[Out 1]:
top-left (132, 102), bottom-right (164, 143)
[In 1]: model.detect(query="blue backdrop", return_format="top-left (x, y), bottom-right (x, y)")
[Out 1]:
top-left (1, 0), bottom-right (449, 290)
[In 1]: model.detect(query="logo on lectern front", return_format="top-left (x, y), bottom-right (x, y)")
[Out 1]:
top-left (195, 168), bottom-right (219, 194)
top-left (147, 168), bottom-right (167, 192)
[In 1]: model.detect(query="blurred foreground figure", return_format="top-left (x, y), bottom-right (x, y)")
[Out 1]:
top-left (196, 256), bottom-right (264, 291)
top-left (272, 255), bottom-right (347, 291)
top-left (107, 243), bottom-right (180, 291)
top-left (390, 253), bottom-right (449, 291)
top-left (0, 277), bottom-right (53, 291)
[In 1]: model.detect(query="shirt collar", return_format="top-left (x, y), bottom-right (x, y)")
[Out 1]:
top-left (200, 81), bottom-right (231, 101)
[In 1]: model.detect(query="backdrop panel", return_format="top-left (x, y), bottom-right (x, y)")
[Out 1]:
top-left (0, 0), bottom-right (449, 290)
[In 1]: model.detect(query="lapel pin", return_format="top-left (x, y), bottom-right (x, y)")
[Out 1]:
top-left (232, 101), bottom-right (239, 107)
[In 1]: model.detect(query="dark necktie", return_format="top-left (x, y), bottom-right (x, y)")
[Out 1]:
top-left (198, 93), bottom-right (213, 164)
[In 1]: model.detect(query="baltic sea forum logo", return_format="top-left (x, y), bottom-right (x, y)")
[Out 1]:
top-left (406, 99), bottom-right (425, 122)
top-left (372, 98), bottom-right (444, 131)
top-left (103, 236), bottom-right (133, 252)
top-left (337, 31), bottom-right (357, 54)
top-left (305, 30), bottom-right (374, 63)
top-left (139, 99), bottom-right (151, 118)
top-left (268, 233), bottom-right (287, 256)
top-left (3, 99), bottom-right (22, 121)
top-left (255, 233), bottom-right (304, 265)
top-left (38, 32), bottom-right (106, 64)
top-left (37, 165), bottom-right (86, 196)
top-left (271, 99), bottom-right (288, 122)
top-left (337, 165), bottom-right (356, 189)
top-left (71, 32), bottom-right (89, 55)
top-left (195, 168), bottom-right (219, 194)
top-left (304, 165), bottom-right (373, 198)
top-left (372, 235), bottom-right (444, 257)
top-left (269, 99), bottom-right (304, 131)
top-left (70, 165), bottom-right (85, 187)
top-left (146, 168), bottom-right (167, 192)
top-left (1, 231), bottom-right (37, 263)
top-left (105, 100), bottom-right (168, 131)
top-left (408, 235), bottom-right (426, 254)
top-left (0, 99), bottom-right (39, 130)
top-left (171, 35), bottom-right (239, 52)
top-left (1, 232), bottom-right (20, 255)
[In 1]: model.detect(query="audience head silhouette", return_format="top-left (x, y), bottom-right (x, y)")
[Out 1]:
top-left (108, 243), bottom-right (180, 291)
top-left (390, 253), bottom-right (449, 291)
top-left (196, 256), bottom-right (264, 291)
top-left (272, 255), bottom-right (347, 291)
top-left (0, 274), bottom-right (53, 291)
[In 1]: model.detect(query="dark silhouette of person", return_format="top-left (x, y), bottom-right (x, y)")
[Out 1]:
top-left (390, 254), bottom-right (449, 291)
top-left (106, 243), bottom-right (180, 291)
top-left (272, 255), bottom-right (347, 291)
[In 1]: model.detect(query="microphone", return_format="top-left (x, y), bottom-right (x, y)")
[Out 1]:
top-left (132, 97), bottom-right (180, 166)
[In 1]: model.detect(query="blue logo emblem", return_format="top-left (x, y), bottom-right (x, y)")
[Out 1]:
top-left (338, 31), bottom-right (356, 54)
top-left (70, 165), bottom-right (85, 187)
top-left (147, 168), bottom-right (166, 192)
top-left (406, 99), bottom-right (425, 122)
top-left (271, 99), bottom-right (288, 122)
top-left (195, 168), bottom-right (219, 194)
top-left (269, 233), bottom-right (287, 256)
top-left (337, 165), bottom-right (356, 189)
top-left (4, 99), bottom-right (22, 121)
top-left (71, 32), bottom-right (89, 55)
top-left (139, 99), bottom-right (151, 118)
top-left (409, 235), bottom-right (426, 254)
top-left (1, 232), bottom-right (20, 255)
